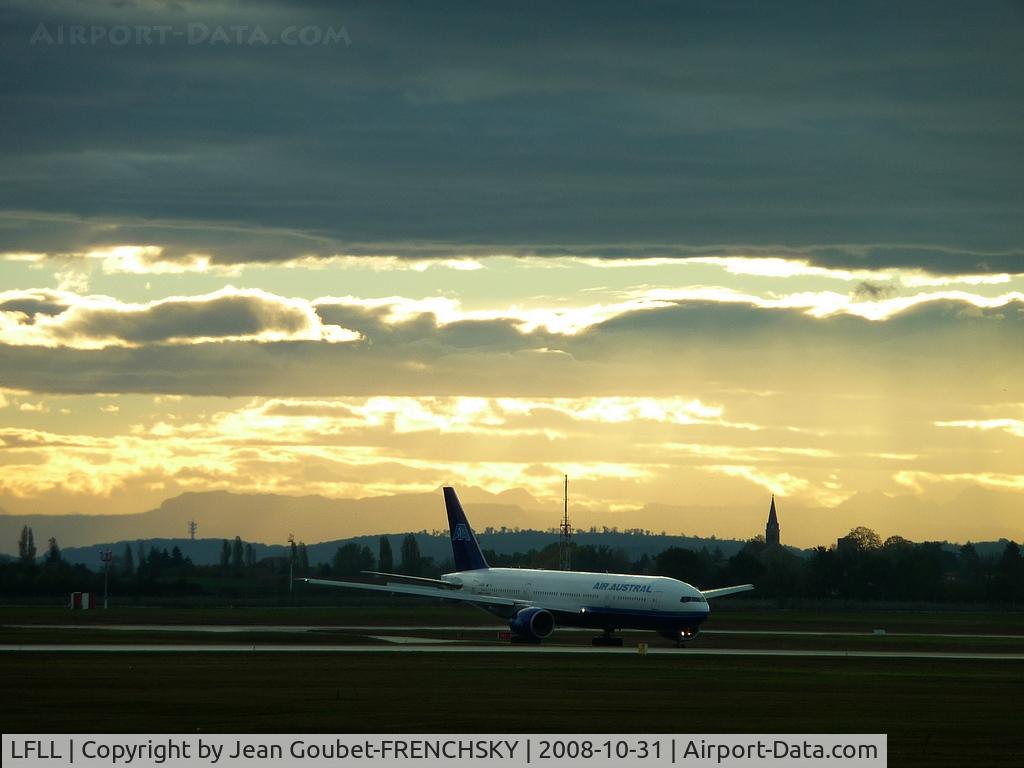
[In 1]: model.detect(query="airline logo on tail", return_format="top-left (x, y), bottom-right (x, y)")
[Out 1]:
top-left (452, 523), bottom-right (472, 542)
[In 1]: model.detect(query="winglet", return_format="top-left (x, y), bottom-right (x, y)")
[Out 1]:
top-left (443, 486), bottom-right (489, 571)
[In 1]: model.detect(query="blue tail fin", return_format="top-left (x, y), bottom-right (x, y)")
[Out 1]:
top-left (443, 487), bottom-right (489, 572)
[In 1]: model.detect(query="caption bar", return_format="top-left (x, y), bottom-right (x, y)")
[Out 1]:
top-left (4, 734), bottom-right (885, 767)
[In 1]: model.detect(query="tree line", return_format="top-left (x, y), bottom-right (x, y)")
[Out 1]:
top-left (3, 524), bottom-right (1023, 603)
top-left (0, 528), bottom-right (429, 598)
top-left (484, 528), bottom-right (1024, 603)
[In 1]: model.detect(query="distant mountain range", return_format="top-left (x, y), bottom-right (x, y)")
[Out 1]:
top-left (0, 485), bottom-right (761, 566)
top-left (0, 488), bottom-right (546, 554)
top-left (1, 485), bottom-right (1020, 560)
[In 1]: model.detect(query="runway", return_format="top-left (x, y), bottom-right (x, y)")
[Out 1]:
top-left (9, 623), bottom-right (1024, 640)
top-left (1, 643), bottom-right (1022, 659)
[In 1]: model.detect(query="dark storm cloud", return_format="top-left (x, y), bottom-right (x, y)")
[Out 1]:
top-left (0, 289), bottom-right (72, 320)
top-left (1, 1), bottom-right (1022, 272)
top-left (802, 246), bottom-right (1024, 275)
top-left (5, 212), bottom-right (1024, 274)
top-left (0, 288), bottom-right (351, 346)
top-left (57, 293), bottom-right (314, 344)
top-left (313, 301), bottom-right (545, 350)
top-left (578, 296), bottom-right (1024, 347)
top-left (0, 212), bottom-right (343, 266)
top-left (2, 296), bottom-right (1021, 397)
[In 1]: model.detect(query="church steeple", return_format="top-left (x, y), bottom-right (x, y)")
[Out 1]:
top-left (766, 494), bottom-right (780, 546)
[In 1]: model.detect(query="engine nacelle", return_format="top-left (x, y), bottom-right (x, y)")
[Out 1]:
top-left (509, 607), bottom-right (555, 641)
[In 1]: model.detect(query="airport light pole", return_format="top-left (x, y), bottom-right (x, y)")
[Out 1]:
top-left (100, 549), bottom-right (113, 609)
top-left (288, 533), bottom-right (295, 595)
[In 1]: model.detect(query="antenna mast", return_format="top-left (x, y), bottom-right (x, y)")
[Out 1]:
top-left (559, 474), bottom-right (572, 570)
top-left (187, 520), bottom-right (197, 540)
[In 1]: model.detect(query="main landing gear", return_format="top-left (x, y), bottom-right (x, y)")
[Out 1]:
top-left (659, 627), bottom-right (699, 648)
top-left (591, 628), bottom-right (623, 647)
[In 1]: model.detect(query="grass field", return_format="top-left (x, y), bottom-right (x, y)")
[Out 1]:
top-left (2, 605), bottom-right (1022, 767)
top-left (1, 652), bottom-right (1021, 767)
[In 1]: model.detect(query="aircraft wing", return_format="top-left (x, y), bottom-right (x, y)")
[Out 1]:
top-left (700, 584), bottom-right (755, 599)
top-left (360, 571), bottom-right (462, 589)
top-left (300, 577), bottom-right (521, 608)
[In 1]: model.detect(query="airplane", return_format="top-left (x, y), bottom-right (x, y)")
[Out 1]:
top-left (302, 486), bottom-right (754, 646)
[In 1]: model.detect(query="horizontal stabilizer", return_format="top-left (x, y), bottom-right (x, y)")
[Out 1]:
top-left (360, 571), bottom-right (461, 589)
top-left (700, 584), bottom-right (755, 599)
top-left (300, 577), bottom-right (519, 608)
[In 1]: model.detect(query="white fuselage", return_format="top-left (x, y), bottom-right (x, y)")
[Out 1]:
top-left (441, 567), bottom-right (710, 632)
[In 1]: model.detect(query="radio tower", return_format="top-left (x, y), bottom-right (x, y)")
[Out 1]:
top-left (559, 475), bottom-right (572, 570)
top-left (188, 520), bottom-right (198, 540)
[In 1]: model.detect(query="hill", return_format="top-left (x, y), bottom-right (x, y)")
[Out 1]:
top-left (0, 488), bottom-right (549, 554)
top-left (57, 529), bottom-right (759, 569)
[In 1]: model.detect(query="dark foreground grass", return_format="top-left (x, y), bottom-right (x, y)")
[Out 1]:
top-left (1, 652), bottom-right (1020, 767)
top-left (707, 607), bottom-right (1024, 634)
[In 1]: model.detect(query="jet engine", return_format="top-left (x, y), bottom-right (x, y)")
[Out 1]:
top-left (508, 607), bottom-right (555, 642)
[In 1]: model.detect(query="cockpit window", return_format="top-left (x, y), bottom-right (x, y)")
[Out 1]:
top-left (679, 595), bottom-right (705, 603)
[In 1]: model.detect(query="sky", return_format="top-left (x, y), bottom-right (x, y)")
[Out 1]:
top-left (0, 1), bottom-right (1022, 546)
